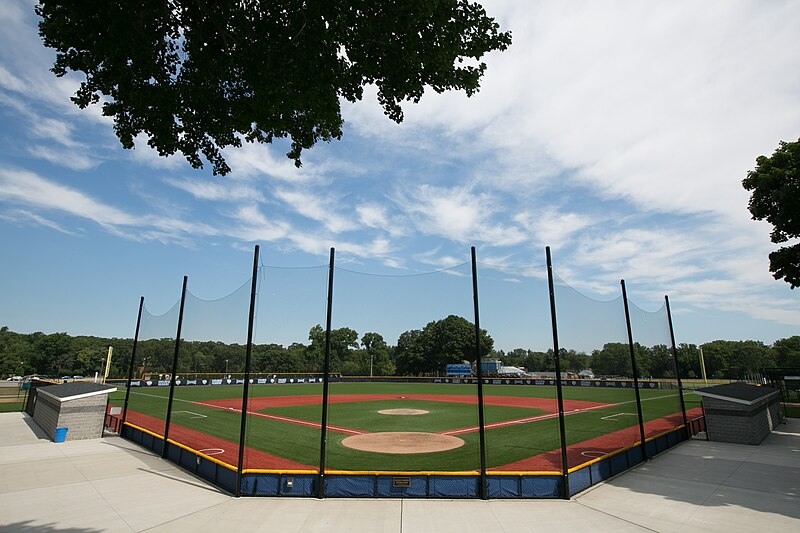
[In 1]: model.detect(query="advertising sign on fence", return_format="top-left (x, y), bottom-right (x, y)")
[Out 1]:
top-left (446, 364), bottom-right (472, 376)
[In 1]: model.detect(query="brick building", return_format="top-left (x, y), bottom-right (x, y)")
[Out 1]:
top-left (32, 382), bottom-right (117, 441)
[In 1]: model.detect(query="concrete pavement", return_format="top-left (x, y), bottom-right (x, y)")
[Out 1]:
top-left (0, 411), bottom-right (797, 532)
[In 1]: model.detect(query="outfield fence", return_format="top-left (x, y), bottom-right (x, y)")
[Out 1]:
top-left (109, 245), bottom-right (699, 499)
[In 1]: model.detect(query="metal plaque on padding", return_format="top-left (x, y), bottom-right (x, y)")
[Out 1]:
top-left (392, 476), bottom-right (411, 488)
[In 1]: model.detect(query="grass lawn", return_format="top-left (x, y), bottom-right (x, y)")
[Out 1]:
top-left (0, 401), bottom-right (24, 413)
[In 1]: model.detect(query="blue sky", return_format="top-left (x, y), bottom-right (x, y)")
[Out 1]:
top-left (1, 0), bottom-right (798, 353)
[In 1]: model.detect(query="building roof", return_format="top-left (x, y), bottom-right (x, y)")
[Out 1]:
top-left (37, 382), bottom-right (117, 402)
top-left (693, 382), bottom-right (779, 405)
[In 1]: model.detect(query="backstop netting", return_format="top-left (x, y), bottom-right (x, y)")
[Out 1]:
top-left (323, 261), bottom-right (481, 496)
top-left (476, 261), bottom-right (563, 496)
top-left (552, 274), bottom-right (643, 481)
top-left (123, 298), bottom-right (182, 440)
top-left (626, 299), bottom-right (689, 440)
top-left (242, 263), bottom-right (329, 495)
top-left (115, 247), bottom-right (694, 499)
top-left (167, 277), bottom-right (253, 475)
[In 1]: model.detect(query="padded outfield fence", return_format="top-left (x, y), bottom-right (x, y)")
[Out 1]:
top-left (109, 245), bottom-right (702, 499)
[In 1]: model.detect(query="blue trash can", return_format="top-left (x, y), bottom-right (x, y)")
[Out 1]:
top-left (54, 427), bottom-right (68, 443)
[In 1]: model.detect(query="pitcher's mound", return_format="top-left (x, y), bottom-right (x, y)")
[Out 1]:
top-left (378, 408), bottom-right (429, 415)
top-left (342, 432), bottom-right (464, 454)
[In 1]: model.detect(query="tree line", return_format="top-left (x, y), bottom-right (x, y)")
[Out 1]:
top-left (1, 321), bottom-right (798, 380)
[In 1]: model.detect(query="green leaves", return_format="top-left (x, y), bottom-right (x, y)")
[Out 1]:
top-left (36, 0), bottom-right (511, 174)
top-left (742, 137), bottom-right (800, 288)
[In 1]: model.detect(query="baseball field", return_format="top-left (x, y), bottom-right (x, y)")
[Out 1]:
top-left (113, 380), bottom-right (701, 475)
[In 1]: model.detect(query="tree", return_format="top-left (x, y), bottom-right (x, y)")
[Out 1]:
top-left (773, 336), bottom-right (800, 368)
top-left (589, 343), bottom-right (631, 377)
top-left (394, 315), bottom-right (493, 375)
top-left (36, 1), bottom-right (512, 175)
top-left (742, 137), bottom-right (800, 288)
top-left (361, 332), bottom-right (394, 376)
top-left (306, 324), bottom-right (359, 372)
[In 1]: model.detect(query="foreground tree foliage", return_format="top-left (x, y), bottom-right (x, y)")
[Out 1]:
top-left (742, 137), bottom-right (800, 288)
top-left (36, 0), bottom-right (512, 174)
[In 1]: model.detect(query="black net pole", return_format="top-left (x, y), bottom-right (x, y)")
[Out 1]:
top-left (121, 296), bottom-right (144, 427)
top-left (470, 247), bottom-right (488, 500)
top-left (317, 247), bottom-right (335, 498)
top-left (236, 245), bottom-right (261, 497)
top-left (162, 275), bottom-right (188, 459)
top-left (545, 247), bottom-right (570, 499)
top-left (665, 295), bottom-right (689, 439)
top-left (620, 280), bottom-right (647, 460)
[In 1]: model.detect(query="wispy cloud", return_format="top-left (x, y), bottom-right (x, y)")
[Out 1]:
top-left (1, 209), bottom-right (79, 236)
top-left (274, 188), bottom-right (358, 233)
top-left (394, 184), bottom-right (527, 246)
top-left (0, 167), bottom-right (220, 243)
top-left (27, 144), bottom-right (98, 171)
top-left (164, 177), bottom-right (265, 203)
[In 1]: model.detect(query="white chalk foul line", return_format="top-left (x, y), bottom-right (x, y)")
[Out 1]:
top-left (441, 393), bottom-right (682, 436)
top-left (188, 399), bottom-right (366, 436)
top-left (173, 410), bottom-right (207, 419)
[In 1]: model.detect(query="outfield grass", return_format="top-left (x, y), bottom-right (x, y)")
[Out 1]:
top-left (0, 401), bottom-right (24, 413)
top-left (111, 381), bottom-right (694, 472)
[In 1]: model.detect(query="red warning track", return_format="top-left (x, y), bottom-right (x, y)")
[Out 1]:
top-left (122, 410), bottom-right (314, 470)
top-left (491, 407), bottom-right (704, 472)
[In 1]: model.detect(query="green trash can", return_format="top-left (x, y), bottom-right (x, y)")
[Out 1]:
top-left (54, 427), bottom-right (68, 443)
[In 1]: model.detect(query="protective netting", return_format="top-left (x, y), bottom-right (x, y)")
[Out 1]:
top-left (326, 262), bottom-right (478, 473)
top-left (168, 277), bottom-right (253, 468)
top-left (118, 249), bottom-right (692, 497)
top-left (552, 274), bottom-right (640, 471)
top-left (124, 299), bottom-right (182, 437)
top-left (626, 300), bottom-right (687, 438)
top-left (476, 262), bottom-right (561, 474)
top-left (244, 264), bottom-right (329, 473)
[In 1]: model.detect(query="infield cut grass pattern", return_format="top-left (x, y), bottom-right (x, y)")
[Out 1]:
top-left (113, 381), bottom-right (694, 473)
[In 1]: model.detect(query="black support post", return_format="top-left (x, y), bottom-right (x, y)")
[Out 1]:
top-left (470, 247), bottom-right (488, 500)
top-left (620, 279), bottom-right (648, 460)
top-left (317, 248), bottom-right (335, 498)
top-left (546, 247), bottom-right (570, 499)
top-left (122, 296), bottom-right (144, 427)
top-left (236, 245), bottom-right (261, 497)
top-left (162, 275), bottom-right (188, 459)
top-left (665, 295), bottom-right (689, 439)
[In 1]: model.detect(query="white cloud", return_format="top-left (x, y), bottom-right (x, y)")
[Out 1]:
top-left (0, 64), bottom-right (26, 92)
top-left (394, 184), bottom-right (527, 246)
top-left (274, 188), bottom-right (358, 233)
top-left (223, 142), bottom-right (312, 182)
top-left (165, 177), bottom-right (265, 203)
top-left (0, 167), bottom-right (220, 242)
top-left (2, 209), bottom-right (79, 236)
top-left (27, 144), bottom-right (98, 171)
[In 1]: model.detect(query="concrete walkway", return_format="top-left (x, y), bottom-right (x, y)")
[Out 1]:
top-left (0, 412), bottom-right (797, 532)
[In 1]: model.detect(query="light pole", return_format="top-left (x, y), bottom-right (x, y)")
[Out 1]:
top-left (369, 351), bottom-right (374, 379)
top-left (225, 359), bottom-right (229, 376)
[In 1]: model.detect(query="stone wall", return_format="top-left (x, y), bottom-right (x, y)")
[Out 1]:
top-left (704, 393), bottom-right (781, 445)
top-left (32, 392), bottom-right (60, 440)
top-left (56, 396), bottom-right (107, 441)
top-left (32, 393), bottom-right (108, 441)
